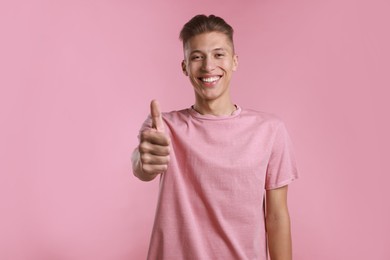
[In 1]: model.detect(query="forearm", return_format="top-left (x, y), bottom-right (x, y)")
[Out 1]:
top-left (131, 148), bottom-right (158, 181)
top-left (266, 211), bottom-right (292, 260)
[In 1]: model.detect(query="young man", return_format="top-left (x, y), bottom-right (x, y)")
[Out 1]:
top-left (132, 14), bottom-right (299, 260)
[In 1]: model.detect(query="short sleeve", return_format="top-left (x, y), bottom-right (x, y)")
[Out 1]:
top-left (265, 121), bottom-right (299, 190)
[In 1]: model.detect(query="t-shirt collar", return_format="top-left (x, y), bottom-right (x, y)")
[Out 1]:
top-left (189, 105), bottom-right (241, 120)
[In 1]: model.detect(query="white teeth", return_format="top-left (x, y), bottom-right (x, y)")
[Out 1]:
top-left (201, 76), bottom-right (220, 83)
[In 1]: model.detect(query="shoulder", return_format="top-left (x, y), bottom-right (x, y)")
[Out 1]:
top-left (239, 107), bottom-right (285, 129)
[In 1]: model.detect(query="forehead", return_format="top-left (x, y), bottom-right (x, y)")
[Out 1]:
top-left (184, 31), bottom-right (233, 54)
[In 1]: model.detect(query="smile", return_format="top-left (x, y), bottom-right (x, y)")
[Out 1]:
top-left (199, 76), bottom-right (221, 83)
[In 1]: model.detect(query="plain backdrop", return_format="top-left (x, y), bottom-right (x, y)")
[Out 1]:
top-left (1, 0), bottom-right (389, 259)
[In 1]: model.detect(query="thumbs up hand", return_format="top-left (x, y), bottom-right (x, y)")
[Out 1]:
top-left (136, 100), bottom-right (170, 180)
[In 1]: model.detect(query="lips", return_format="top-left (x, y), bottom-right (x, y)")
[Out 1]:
top-left (200, 76), bottom-right (221, 82)
top-left (198, 75), bottom-right (222, 87)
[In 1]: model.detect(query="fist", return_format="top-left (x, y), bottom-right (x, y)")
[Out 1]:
top-left (138, 100), bottom-right (170, 178)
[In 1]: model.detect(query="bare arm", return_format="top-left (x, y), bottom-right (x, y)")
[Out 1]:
top-left (266, 185), bottom-right (292, 260)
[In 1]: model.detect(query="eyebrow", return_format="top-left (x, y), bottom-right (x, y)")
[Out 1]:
top-left (189, 48), bottom-right (228, 55)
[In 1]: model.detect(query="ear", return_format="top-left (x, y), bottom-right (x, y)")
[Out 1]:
top-left (181, 60), bottom-right (188, 76)
top-left (232, 54), bottom-right (238, 72)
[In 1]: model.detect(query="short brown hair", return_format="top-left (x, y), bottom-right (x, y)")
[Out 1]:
top-left (179, 14), bottom-right (234, 50)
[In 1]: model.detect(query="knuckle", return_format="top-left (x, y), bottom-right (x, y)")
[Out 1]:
top-left (138, 143), bottom-right (147, 153)
top-left (161, 136), bottom-right (168, 144)
top-left (141, 164), bottom-right (149, 173)
top-left (139, 141), bottom-right (152, 153)
top-left (140, 131), bottom-right (149, 140)
top-left (158, 146), bottom-right (167, 153)
top-left (140, 154), bottom-right (149, 163)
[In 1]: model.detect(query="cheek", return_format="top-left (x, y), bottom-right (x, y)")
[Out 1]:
top-left (227, 61), bottom-right (237, 72)
top-left (188, 64), bottom-right (200, 76)
top-left (218, 59), bottom-right (232, 69)
top-left (189, 75), bottom-right (199, 86)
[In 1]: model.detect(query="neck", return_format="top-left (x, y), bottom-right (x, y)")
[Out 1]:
top-left (193, 99), bottom-right (236, 116)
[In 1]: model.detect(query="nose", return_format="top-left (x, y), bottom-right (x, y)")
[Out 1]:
top-left (201, 56), bottom-right (216, 72)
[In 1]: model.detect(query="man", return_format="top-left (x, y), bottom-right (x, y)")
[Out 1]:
top-left (132, 14), bottom-right (298, 260)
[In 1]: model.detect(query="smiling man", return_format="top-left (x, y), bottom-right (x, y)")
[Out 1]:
top-left (182, 30), bottom-right (238, 116)
top-left (132, 14), bottom-right (299, 260)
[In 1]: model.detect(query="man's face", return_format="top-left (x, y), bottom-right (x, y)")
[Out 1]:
top-left (182, 31), bottom-right (238, 103)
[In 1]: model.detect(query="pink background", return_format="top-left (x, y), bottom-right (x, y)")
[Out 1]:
top-left (1, 0), bottom-right (389, 259)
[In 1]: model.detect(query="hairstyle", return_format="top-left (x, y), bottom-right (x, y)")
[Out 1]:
top-left (179, 14), bottom-right (234, 50)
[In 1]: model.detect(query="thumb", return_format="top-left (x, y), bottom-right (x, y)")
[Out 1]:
top-left (150, 99), bottom-right (165, 132)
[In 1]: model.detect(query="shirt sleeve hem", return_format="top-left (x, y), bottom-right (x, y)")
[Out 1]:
top-left (265, 176), bottom-right (298, 190)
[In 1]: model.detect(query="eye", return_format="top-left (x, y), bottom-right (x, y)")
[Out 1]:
top-left (215, 53), bottom-right (225, 58)
top-left (191, 55), bottom-right (203, 61)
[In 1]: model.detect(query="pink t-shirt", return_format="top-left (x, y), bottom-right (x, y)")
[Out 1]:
top-left (138, 106), bottom-right (299, 260)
